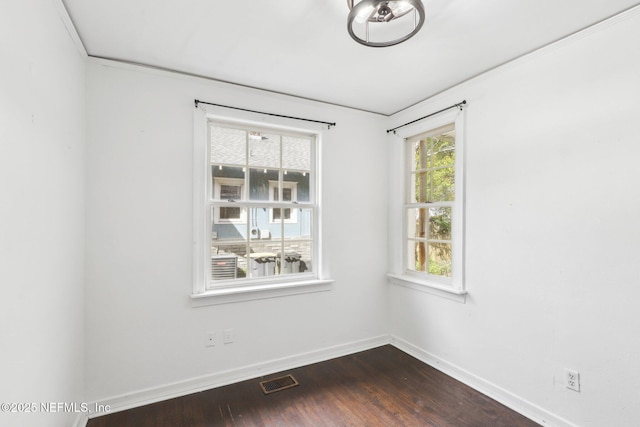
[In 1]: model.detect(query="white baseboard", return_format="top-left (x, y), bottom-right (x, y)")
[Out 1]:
top-left (87, 335), bottom-right (390, 419)
top-left (390, 336), bottom-right (577, 427)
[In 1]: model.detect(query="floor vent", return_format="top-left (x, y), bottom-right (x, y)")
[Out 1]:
top-left (259, 374), bottom-right (299, 395)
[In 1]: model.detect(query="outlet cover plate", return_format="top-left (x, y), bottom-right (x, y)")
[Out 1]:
top-left (565, 368), bottom-right (580, 392)
top-left (206, 332), bottom-right (217, 347)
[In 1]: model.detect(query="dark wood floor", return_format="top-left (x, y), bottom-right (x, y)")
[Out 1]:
top-left (88, 345), bottom-right (540, 426)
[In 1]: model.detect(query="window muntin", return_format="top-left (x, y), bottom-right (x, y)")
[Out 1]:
top-left (207, 122), bottom-right (315, 287)
top-left (405, 124), bottom-right (457, 282)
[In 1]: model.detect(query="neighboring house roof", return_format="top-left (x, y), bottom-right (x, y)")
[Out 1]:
top-left (211, 125), bottom-right (311, 171)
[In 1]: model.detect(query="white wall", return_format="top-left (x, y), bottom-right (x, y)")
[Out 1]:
top-left (83, 61), bottom-right (390, 403)
top-left (0, 1), bottom-right (86, 427)
top-left (388, 8), bottom-right (640, 427)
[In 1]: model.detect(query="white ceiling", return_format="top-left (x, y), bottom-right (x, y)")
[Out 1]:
top-left (63, 0), bottom-right (640, 115)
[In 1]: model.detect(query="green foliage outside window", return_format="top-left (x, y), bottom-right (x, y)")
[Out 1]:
top-left (412, 131), bottom-right (455, 277)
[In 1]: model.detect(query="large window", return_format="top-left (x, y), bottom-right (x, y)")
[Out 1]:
top-left (402, 113), bottom-right (464, 292)
top-left (196, 120), bottom-right (318, 290)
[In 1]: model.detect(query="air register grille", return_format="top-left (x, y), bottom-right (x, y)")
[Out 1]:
top-left (259, 374), bottom-right (299, 394)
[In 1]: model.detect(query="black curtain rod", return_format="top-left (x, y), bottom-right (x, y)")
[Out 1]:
top-left (194, 100), bottom-right (336, 129)
top-left (386, 100), bottom-right (467, 134)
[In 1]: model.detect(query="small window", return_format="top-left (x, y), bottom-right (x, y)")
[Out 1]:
top-left (270, 180), bottom-right (298, 223)
top-left (213, 178), bottom-right (246, 224)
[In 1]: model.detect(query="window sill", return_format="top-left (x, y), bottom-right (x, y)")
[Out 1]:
top-left (191, 278), bottom-right (334, 306)
top-left (387, 274), bottom-right (467, 303)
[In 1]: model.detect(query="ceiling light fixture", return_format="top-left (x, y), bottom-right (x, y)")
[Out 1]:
top-left (347, 0), bottom-right (425, 47)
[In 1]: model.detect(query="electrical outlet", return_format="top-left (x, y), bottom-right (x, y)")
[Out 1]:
top-left (205, 332), bottom-right (217, 347)
top-left (565, 369), bottom-right (580, 392)
top-left (223, 328), bottom-right (234, 344)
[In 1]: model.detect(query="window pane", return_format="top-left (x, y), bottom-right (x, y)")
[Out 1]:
top-left (249, 206), bottom-right (283, 278)
top-left (407, 208), bottom-right (428, 239)
top-left (431, 167), bottom-right (455, 202)
top-left (410, 139), bottom-right (429, 173)
top-left (433, 134), bottom-right (455, 167)
top-left (297, 240), bottom-right (313, 274)
top-left (407, 241), bottom-right (452, 276)
top-left (288, 208), bottom-right (312, 239)
top-left (211, 126), bottom-right (246, 166)
top-left (249, 133), bottom-right (280, 168)
top-left (429, 206), bottom-right (451, 240)
top-left (407, 240), bottom-right (427, 273)
top-left (248, 244), bottom-right (278, 278)
top-left (246, 206), bottom-right (281, 240)
top-left (282, 203), bottom-right (312, 274)
top-left (249, 168), bottom-right (278, 201)
top-left (282, 136), bottom-right (311, 170)
top-left (211, 244), bottom-right (247, 280)
top-left (429, 242), bottom-right (452, 277)
top-left (285, 172), bottom-right (309, 202)
top-left (269, 212), bottom-right (283, 239)
top-left (212, 167), bottom-right (245, 200)
top-left (411, 171), bottom-right (429, 203)
top-left (278, 240), bottom-right (312, 275)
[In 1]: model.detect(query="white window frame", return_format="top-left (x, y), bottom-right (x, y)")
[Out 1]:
top-left (192, 107), bottom-right (332, 305)
top-left (213, 177), bottom-right (247, 224)
top-left (388, 107), bottom-right (466, 301)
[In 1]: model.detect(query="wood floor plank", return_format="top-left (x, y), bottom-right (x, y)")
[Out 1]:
top-left (87, 345), bottom-right (540, 426)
